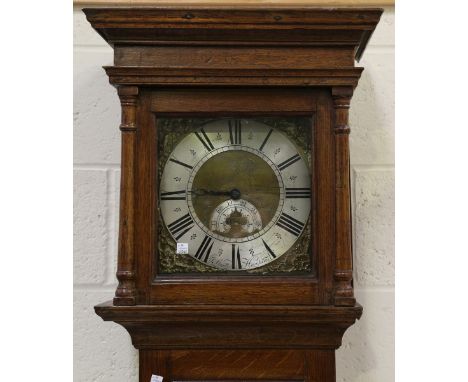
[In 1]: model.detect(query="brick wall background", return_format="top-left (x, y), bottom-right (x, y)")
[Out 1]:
top-left (73, 6), bottom-right (395, 381)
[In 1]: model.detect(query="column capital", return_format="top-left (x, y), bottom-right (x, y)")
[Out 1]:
top-left (332, 87), bottom-right (353, 135)
top-left (118, 86), bottom-right (139, 132)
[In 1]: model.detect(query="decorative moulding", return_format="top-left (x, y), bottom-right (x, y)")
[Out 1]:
top-left (75, 1), bottom-right (394, 6)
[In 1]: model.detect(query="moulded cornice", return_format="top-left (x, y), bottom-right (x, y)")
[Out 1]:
top-left (95, 301), bottom-right (363, 349)
top-left (104, 66), bottom-right (364, 87)
top-left (76, 1), bottom-right (393, 6)
top-left (84, 6), bottom-right (382, 61)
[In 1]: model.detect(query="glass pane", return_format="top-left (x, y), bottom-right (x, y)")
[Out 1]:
top-left (157, 117), bottom-right (313, 275)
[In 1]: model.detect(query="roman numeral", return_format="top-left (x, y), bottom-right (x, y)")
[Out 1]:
top-left (161, 190), bottom-right (186, 200)
top-left (195, 235), bottom-right (214, 263)
top-left (167, 213), bottom-right (194, 240)
top-left (231, 244), bottom-right (242, 269)
top-left (169, 158), bottom-right (193, 170)
top-left (285, 187), bottom-right (311, 199)
top-left (278, 154), bottom-right (301, 171)
top-left (228, 119), bottom-right (242, 145)
top-left (262, 239), bottom-right (276, 259)
top-left (259, 128), bottom-right (273, 151)
top-left (277, 212), bottom-right (305, 237)
top-left (194, 128), bottom-right (214, 152)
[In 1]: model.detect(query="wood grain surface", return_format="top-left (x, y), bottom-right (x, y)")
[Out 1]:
top-left (76, 1), bottom-right (393, 6)
top-left (84, 6), bottom-right (381, 381)
top-left (95, 301), bottom-right (363, 349)
top-left (138, 349), bottom-right (337, 382)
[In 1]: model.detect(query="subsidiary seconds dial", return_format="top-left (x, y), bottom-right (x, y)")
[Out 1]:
top-left (159, 118), bottom-right (311, 271)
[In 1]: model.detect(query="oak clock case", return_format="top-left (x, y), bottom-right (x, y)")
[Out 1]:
top-left (125, 89), bottom-right (326, 307)
top-left (84, 6), bottom-right (383, 382)
top-left (158, 117), bottom-right (313, 274)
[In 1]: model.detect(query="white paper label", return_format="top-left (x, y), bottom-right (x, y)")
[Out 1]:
top-left (150, 375), bottom-right (163, 382)
top-left (176, 243), bottom-right (188, 254)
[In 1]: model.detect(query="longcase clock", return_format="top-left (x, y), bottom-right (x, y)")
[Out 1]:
top-left (84, 6), bottom-right (382, 382)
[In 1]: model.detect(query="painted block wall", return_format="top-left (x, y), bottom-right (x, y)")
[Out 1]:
top-left (73, 6), bottom-right (395, 381)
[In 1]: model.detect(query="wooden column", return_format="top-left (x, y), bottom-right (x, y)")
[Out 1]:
top-left (114, 85), bottom-right (139, 306)
top-left (332, 86), bottom-right (356, 307)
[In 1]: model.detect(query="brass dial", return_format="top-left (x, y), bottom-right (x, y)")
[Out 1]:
top-left (159, 118), bottom-right (311, 270)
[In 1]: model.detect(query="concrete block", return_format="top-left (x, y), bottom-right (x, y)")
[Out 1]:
top-left (74, 48), bottom-right (121, 164)
top-left (353, 168), bottom-right (395, 287)
top-left (337, 289), bottom-right (394, 382)
top-left (74, 8), bottom-right (109, 47)
top-left (350, 50), bottom-right (395, 165)
top-left (74, 169), bottom-right (108, 284)
top-left (74, 290), bottom-right (138, 382)
top-left (367, 7), bottom-right (395, 47)
top-left (105, 169), bottom-right (120, 287)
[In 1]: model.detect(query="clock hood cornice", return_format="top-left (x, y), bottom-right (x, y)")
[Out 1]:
top-left (84, 6), bottom-right (382, 61)
top-left (84, 7), bottom-right (381, 88)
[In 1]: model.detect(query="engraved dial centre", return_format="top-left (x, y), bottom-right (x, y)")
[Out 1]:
top-left (187, 147), bottom-right (284, 243)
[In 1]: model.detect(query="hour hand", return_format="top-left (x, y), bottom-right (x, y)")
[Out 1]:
top-left (191, 188), bottom-right (231, 196)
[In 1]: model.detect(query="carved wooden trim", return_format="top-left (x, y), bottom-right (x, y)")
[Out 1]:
top-left (104, 67), bottom-right (364, 87)
top-left (114, 85), bottom-right (139, 306)
top-left (332, 86), bottom-right (355, 307)
top-left (83, 7), bottom-right (383, 61)
top-left (95, 302), bottom-right (363, 323)
top-left (76, 1), bottom-right (394, 6)
top-left (95, 301), bottom-right (363, 349)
